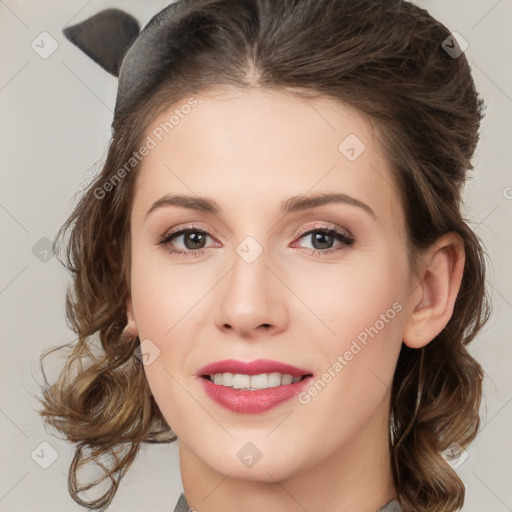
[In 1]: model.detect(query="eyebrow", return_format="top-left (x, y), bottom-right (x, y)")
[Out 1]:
top-left (145, 192), bottom-right (376, 220)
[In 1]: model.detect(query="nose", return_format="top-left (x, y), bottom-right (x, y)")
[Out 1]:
top-left (214, 249), bottom-right (289, 339)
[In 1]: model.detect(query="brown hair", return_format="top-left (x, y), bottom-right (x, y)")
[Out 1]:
top-left (38, 1), bottom-right (490, 511)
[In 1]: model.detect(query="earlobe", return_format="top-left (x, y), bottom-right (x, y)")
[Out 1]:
top-left (125, 298), bottom-right (139, 338)
top-left (403, 232), bottom-right (465, 349)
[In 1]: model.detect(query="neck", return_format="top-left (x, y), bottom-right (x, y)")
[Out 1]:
top-left (178, 404), bottom-right (396, 512)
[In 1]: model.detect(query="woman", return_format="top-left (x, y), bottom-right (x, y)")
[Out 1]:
top-left (38, 1), bottom-right (490, 511)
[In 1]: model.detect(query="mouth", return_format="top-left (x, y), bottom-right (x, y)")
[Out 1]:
top-left (196, 359), bottom-right (314, 413)
top-left (200, 372), bottom-right (312, 390)
top-left (196, 358), bottom-right (313, 388)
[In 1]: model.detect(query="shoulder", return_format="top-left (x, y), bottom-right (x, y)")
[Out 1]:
top-left (172, 492), bottom-right (190, 512)
top-left (377, 498), bottom-right (403, 512)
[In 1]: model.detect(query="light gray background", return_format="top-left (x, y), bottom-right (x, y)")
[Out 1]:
top-left (0, 0), bottom-right (510, 511)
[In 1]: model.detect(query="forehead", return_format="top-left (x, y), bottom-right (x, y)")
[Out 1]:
top-left (132, 86), bottom-right (405, 233)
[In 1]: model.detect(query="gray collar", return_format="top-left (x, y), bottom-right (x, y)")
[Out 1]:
top-left (173, 492), bottom-right (402, 511)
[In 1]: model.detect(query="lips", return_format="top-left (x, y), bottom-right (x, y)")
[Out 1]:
top-left (197, 358), bottom-right (312, 377)
top-left (196, 359), bottom-right (314, 414)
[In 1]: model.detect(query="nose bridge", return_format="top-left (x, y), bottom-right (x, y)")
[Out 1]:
top-left (230, 236), bottom-right (274, 307)
top-left (215, 233), bottom-right (287, 335)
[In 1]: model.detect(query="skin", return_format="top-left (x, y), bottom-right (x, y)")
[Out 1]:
top-left (125, 86), bottom-right (465, 512)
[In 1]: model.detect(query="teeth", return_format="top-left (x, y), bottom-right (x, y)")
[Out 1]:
top-left (210, 372), bottom-right (303, 389)
top-left (233, 373), bottom-right (250, 389)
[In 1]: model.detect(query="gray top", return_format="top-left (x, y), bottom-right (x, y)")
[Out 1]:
top-left (172, 492), bottom-right (402, 511)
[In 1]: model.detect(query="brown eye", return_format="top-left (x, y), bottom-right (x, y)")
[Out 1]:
top-left (172, 230), bottom-right (208, 250)
top-left (157, 225), bottom-right (354, 259)
top-left (158, 227), bottom-right (215, 256)
top-left (294, 227), bottom-right (355, 255)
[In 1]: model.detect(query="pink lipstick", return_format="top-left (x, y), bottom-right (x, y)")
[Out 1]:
top-left (197, 359), bottom-right (313, 414)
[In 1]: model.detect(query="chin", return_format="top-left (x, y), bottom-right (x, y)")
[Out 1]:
top-left (198, 442), bottom-right (305, 482)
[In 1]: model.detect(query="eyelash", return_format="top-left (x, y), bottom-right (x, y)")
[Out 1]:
top-left (157, 223), bottom-right (355, 258)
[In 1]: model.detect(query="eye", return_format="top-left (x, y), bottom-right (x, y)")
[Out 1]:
top-left (157, 224), bottom-right (355, 258)
top-left (292, 225), bottom-right (355, 256)
top-left (158, 225), bottom-right (217, 258)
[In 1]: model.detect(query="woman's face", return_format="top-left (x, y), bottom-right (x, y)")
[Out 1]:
top-left (127, 86), bottom-right (417, 481)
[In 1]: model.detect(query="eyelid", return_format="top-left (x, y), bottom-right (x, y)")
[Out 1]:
top-left (158, 221), bottom-right (351, 243)
top-left (158, 223), bottom-right (221, 245)
top-left (290, 224), bottom-right (355, 252)
top-left (157, 221), bottom-right (355, 256)
top-left (293, 222), bottom-right (354, 240)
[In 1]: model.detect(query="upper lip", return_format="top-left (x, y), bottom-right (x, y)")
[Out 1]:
top-left (197, 359), bottom-right (313, 377)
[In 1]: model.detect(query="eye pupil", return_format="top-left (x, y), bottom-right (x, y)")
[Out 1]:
top-left (162, 226), bottom-right (351, 257)
top-left (185, 231), bottom-right (206, 250)
top-left (312, 232), bottom-right (334, 250)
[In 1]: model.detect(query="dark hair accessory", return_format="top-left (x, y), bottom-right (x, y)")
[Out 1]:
top-left (63, 2), bottom-right (195, 122)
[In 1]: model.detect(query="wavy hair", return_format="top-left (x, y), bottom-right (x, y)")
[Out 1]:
top-left (38, 0), bottom-right (490, 510)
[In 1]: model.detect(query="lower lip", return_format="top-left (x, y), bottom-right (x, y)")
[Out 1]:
top-left (199, 375), bottom-right (313, 414)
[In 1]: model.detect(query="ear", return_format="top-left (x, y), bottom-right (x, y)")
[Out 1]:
top-left (403, 232), bottom-right (465, 349)
top-left (125, 297), bottom-right (139, 338)
top-left (63, 8), bottom-right (140, 76)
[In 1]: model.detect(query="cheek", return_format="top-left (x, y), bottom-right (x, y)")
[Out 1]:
top-left (294, 249), bottom-right (406, 410)
top-left (295, 301), bottom-right (404, 449)
top-left (129, 242), bottom-right (198, 338)
top-left (128, 246), bottom-right (209, 400)
top-left (296, 246), bottom-right (407, 347)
